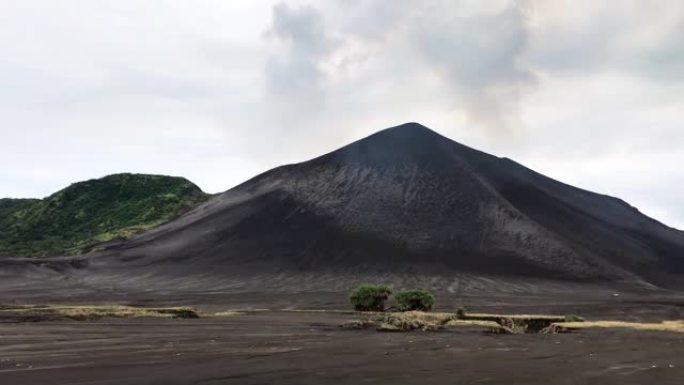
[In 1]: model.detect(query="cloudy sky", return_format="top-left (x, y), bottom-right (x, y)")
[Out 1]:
top-left (1, 0), bottom-right (683, 228)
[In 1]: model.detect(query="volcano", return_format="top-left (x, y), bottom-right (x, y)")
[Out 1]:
top-left (87, 123), bottom-right (683, 289)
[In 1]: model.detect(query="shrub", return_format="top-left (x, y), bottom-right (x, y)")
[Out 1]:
top-left (455, 308), bottom-right (466, 319)
top-left (564, 314), bottom-right (584, 322)
top-left (395, 288), bottom-right (435, 311)
top-left (349, 284), bottom-right (392, 311)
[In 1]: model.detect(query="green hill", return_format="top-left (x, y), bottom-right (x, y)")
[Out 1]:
top-left (0, 173), bottom-right (210, 257)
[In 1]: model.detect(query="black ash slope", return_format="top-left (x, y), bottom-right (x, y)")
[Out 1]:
top-left (97, 123), bottom-right (684, 287)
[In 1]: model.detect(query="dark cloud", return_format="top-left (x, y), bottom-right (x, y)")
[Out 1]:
top-left (412, 3), bottom-right (536, 130)
top-left (265, 3), bottom-right (335, 101)
top-left (263, 1), bottom-right (537, 131)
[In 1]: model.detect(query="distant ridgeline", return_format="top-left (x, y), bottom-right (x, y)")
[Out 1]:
top-left (0, 173), bottom-right (210, 257)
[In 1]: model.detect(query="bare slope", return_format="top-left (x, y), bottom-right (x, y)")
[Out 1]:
top-left (96, 123), bottom-right (684, 287)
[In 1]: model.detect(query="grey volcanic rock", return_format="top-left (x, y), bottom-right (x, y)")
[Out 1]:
top-left (98, 123), bottom-right (684, 288)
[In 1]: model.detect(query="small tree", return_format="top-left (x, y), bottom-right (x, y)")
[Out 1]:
top-left (349, 284), bottom-right (392, 311)
top-left (395, 288), bottom-right (435, 311)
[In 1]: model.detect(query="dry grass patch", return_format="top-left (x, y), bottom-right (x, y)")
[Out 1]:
top-left (547, 320), bottom-right (684, 334)
top-left (375, 311), bottom-right (458, 331)
top-left (341, 311), bottom-right (457, 332)
top-left (445, 319), bottom-right (513, 334)
top-left (213, 310), bottom-right (244, 317)
top-left (464, 313), bottom-right (566, 321)
top-left (0, 304), bottom-right (200, 321)
top-left (343, 311), bottom-right (505, 332)
top-left (345, 311), bottom-right (518, 333)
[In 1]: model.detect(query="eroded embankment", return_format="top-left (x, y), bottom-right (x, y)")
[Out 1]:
top-left (343, 310), bottom-right (684, 335)
top-left (546, 320), bottom-right (684, 334)
top-left (342, 311), bottom-right (572, 333)
top-left (461, 313), bottom-right (568, 333)
top-left (0, 304), bottom-right (199, 321)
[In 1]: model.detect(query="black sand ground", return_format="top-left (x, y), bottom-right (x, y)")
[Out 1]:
top-left (1, 294), bottom-right (683, 385)
top-left (1, 265), bottom-right (682, 384)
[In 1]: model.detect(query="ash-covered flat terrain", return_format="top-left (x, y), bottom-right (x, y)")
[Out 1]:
top-left (1, 293), bottom-right (683, 385)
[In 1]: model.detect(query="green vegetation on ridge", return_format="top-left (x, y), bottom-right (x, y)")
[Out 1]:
top-left (0, 198), bottom-right (41, 221)
top-left (0, 173), bottom-right (210, 257)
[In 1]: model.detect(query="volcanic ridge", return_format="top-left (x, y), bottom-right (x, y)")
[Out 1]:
top-left (84, 123), bottom-right (684, 290)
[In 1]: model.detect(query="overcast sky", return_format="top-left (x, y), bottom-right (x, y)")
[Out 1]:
top-left (1, 0), bottom-right (683, 229)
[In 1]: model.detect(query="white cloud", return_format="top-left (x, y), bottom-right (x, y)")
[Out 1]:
top-left (0, 0), bottom-right (682, 229)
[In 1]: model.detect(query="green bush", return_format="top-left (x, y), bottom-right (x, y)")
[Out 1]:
top-left (455, 308), bottom-right (466, 319)
top-left (395, 288), bottom-right (435, 311)
top-left (564, 314), bottom-right (584, 322)
top-left (349, 284), bottom-right (392, 311)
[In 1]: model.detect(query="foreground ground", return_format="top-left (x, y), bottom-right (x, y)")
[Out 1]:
top-left (1, 292), bottom-right (683, 385)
